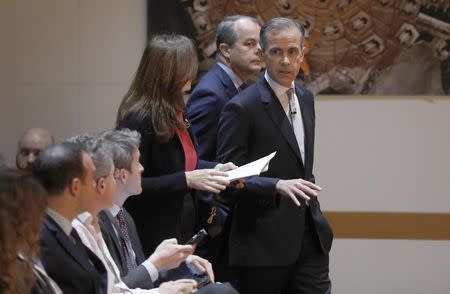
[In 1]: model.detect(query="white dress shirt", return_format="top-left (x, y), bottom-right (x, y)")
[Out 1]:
top-left (73, 212), bottom-right (159, 294)
top-left (46, 208), bottom-right (73, 236)
top-left (264, 71), bottom-right (305, 163)
top-left (218, 62), bottom-right (246, 90)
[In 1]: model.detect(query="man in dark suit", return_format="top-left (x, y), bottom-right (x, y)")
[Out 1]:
top-left (99, 129), bottom-right (239, 294)
top-left (99, 206), bottom-right (238, 294)
top-left (187, 15), bottom-right (262, 161)
top-left (33, 143), bottom-right (108, 294)
top-left (186, 15), bottom-right (262, 280)
top-left (217, 17), bottom-right (334, 294)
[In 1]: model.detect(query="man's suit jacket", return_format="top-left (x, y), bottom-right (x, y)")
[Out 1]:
top-left (119, 111), bottom-right (216, 256)
top-left (186, 63), bottom-right (238, 161)
top-left (186, 63), bottom-right (242, 241)
top-left (98, 209), bottom-right (240, 294)
top-left (98, 209), bottom-right (154, 290)
top-left (217, 76), bottom-right (334, 267)
top-left (40, 215), bottom-right (107, 294)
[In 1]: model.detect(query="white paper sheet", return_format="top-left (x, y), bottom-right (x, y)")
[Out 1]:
top-left (225, 151), bottom-right (277, 181)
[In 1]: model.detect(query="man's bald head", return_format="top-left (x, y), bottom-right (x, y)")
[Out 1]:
top-left (16, 128), bottom-right (54, 170)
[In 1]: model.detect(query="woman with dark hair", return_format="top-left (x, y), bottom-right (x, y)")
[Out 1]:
top-left (0, 170), bottom-right (61, 293)
top-left (116, 34), bottom-right (235, 256)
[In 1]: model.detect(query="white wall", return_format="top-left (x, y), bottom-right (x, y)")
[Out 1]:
top-left (330, 239), bottom-right (450, 294)
top-left (1, 1), bottom-right (449, 293)
top-left (315, 97), bottom-right (450, 293)
top-left (0, 0), bottom-right (147, 165)
top-left (315, 97), bottom-right (450, 213)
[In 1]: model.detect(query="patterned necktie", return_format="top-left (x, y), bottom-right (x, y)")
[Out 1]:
top-left (116, 209), bottom-right (135, 273)
top-left (286, 88), bottom-right (305, 163)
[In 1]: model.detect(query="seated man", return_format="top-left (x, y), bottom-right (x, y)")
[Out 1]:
top-left (68, 131), bottom-right (237, 293)
top-left (101, 129), bottom-right (238, 293)
top-left (33, 143), bottom-right (107, 294)
top-left (68, 134), bottom-right (198, 293)
top-left (16, 127), bottom-right (54, 171)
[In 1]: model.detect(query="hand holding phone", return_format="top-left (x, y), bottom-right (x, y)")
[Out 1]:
top-left (186, 229), bottom-right (208, 245)
top-left (197, 275), bottom-right (211, 289)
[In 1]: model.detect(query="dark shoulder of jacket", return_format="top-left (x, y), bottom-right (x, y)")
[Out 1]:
top-left (295, 83), bottom-right (314, 101)
top-left (118, 111), bottom-right (153, 135)
top-left (233, 82), bottom-right (260, 108)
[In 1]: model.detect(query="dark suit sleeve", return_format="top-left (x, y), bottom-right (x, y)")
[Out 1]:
top-left (198, 159), bottom-right (216, 169)
top-left (99, 210), bottom-right (155, 290)
top-left (304, 86), bottom-right (316, 184)
top-left (121, 266), bottom-right (154, 290)
top-left (122, 209), bottom-right (156, 289)
top-left (187, 88), bottom-right (228, 160)
top-left (118, 114), bottom-right (189, 197)
top-left (217, 99), bottom-right (279, 206)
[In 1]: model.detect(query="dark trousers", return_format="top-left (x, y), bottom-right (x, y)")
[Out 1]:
top-left (232, 208), bottom-right (331, 294)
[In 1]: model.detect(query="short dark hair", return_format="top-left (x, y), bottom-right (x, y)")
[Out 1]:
top-left (32, 143), bottom-right (86, 195)
top-left (216, 15), bottom-right (259, 56)
top-left (260, 17), bottom-right (305, 50)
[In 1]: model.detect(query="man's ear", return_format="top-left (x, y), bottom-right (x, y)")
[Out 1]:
top-left (96, 177), bottom-right (105, 194)
top-left (218, 43), bottom-right (231, 60)
top-left (69, 178), bottom-right (81, 197)
top-left (118, 168), bottom-right (127, 185)
top-left (301, 45), bottom-right (306, 61)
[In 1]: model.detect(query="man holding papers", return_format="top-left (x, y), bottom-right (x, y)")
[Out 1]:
top-left (217, 17), bottom-right (333, 294)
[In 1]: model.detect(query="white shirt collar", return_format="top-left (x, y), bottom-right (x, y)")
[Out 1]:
top-left (218, 62), bottom-right (244, 90)
top-left (76, 211), bottom-right (93, 225)
top-left (264, 71), bottom-right (295, 98)
top-left (46, 208), bottom-right (73, 236)
top-left (109, 204), bottom-right (121, 218)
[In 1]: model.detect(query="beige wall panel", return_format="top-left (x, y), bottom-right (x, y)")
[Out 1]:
top-left (330, 239), bottom-right (450, 294)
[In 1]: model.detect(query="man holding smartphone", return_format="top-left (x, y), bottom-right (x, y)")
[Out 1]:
top-left (99, 129), bottom-right (237, 293)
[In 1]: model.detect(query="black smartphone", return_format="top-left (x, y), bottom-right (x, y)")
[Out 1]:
top-left (196, 275), bottom-right (211, 288)
top-left (186, 229), bottom-right (208, 245)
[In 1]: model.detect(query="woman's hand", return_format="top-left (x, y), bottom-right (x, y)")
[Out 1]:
top-left (214, 162), bottom-right (237, 172)
top-left (214, 162), bottom-right (245, 189)
top-left (185, 169), bottom-right (230, 193)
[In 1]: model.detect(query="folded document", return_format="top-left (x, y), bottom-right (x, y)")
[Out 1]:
top-left (225, 151), bottom-right (277, 181)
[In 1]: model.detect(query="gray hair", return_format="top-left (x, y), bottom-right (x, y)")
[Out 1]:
top-left (65, 133), bottom-right (114, 181)
top-left (216, 15), bottom-right (259, 57)
top-left (260, 17), bottom-right (305, 50)
top-left (101, 129), bottom-right (141, 172)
